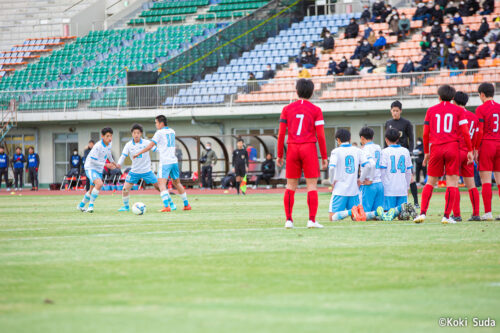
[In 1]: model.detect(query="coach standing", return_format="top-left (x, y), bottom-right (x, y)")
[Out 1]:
top-left (0, 146), bottom-right (9, 191)
top-left (201, 142), bottom-right (217, 189)
top-left (27, 147), bottom-right (40, 191)
top-left (12, 147), bottom-right (25, 191)
top-left (385, 100), bottom-right (420, 207)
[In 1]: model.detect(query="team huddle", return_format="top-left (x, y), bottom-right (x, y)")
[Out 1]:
top-left (77, 115), bottom-right (191, 213)
top-left (278, 79), bottom-right (499, 228)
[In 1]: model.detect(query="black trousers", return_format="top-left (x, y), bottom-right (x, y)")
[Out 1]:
top-left (201, 166), bottom-right (213, 189)
top-left (0, 168), bottom-right (8, 188)
top-left (415, 162), bottom-right (427, 183)
top-left (14, 168), bottom-right (23, 188)
top-left (84, 168), bottom-right (90, 191)
top-left (255, 174), bottom-right (272, 187)
top-left (28, 167), bottom-right (38, 188)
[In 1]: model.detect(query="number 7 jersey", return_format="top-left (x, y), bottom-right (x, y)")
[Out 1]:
top-left (424, 101), bottom-right (468, 145)
top-left (279, 99), bottom-right (324, 144)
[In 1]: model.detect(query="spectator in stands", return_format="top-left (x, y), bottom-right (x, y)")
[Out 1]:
top-left (320, 27), bottom-right (330, 39)
top-left (413, 2), bottom-right (431, 24)
top-left (299, 51), bottom-right (318, 69)
top-left (298, 68), bottom-right (311, 78)
top-left (458, 1), bottom-right (469, 17)
top-left (389, 13), bottom-right (400, 36)
top-left (445, 1), bottom-right (459, 16)
top-left (253, 153), bottom-right (275, 189)
top-left (12, 147), bottom-right (24, 191)
top-left (381, 5), bottom-right (393, 22)
top-left (369, 52), bottom-right (388, 73)
top-left (308, 42), bottom-right (317, 57)
top-left (484, 22), bottom-right (500, 42)
top-left (368, 30), bottom-right (378, 45)
top-left (373, 31), bottom-right (387, 51)
top-left (466, 54), bottom-right (479, 70)
top-left (345, 18), bottom-right (359, 39)
top-left (432, 4), bottom-right (444, 24)
top-left (447, 46), bottom-right (459, 64)
top-left (449, 55), bottom-right (465, 75)
top-left (477, 17), bottom-right (490, 39)
top-left (83, 140), bottom-right (94, 191)
top-left (465, 0), bottom-right (480, 16)
top-left (338, 57), bottom-right (348, 73)
top-left (493, 41), bottom-right (500, 58)
top-left (351, 41), bottom-right (363, 59)
top-left (438, 42), bottom-right (449, 67)
top-left (361, 5), bottom-right (371, 24)
top-left (326, 57), bottom-right (338, 75)
top-left (453, 31), bottom-right (466, 52)
top-left (386, 58), bottom-right (398, 78)
top-left (372, 0), bottom-right (386, 21)
top-left (431, 21), bottom-right (443, 38)
top-left (360, 56), bottom-right (375, 74)
top-left (399, 14), bottom-right (411, 37)
top-left (363, 23), bottom-right (373, 39)
top-left (416, 50), bottom-right (438, 71)
top-left (245, 72), bottom-right (258, 93)
top-left (386, 8), bottom-right (398, 25)
top-left (322, 31), bottom-right (335, 53)
top-left (344, 62), bottom-right (358, 76)
top-left (360, 39), bottom-right (374, 58)
top-left (461, 42), bottom-right (478, 59)
top-left (443, 32), bottom-right (454, 47)
top-left (477, 39), bottom-right (491, 58)
top-left (480, 0), bottom-right (494, 14)
top-left (401, 58), bottom-right (415, 73)
top-left (262, 64), bottom-right (275, 80)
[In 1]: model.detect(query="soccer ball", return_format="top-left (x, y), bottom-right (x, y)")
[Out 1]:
top-left (132, 202), bottom-right (146, 215)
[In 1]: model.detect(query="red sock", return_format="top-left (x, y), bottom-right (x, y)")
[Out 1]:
top-left (420, 184), bottom-right (434, 215)
top-left (468, 188), bottom-right (480, 217)
top-left (453, 188), bottom-right (461, 217)
top-left (307, 190), bottom-right (318, 222)
top-left (482, 183), bottom-right (492, 214)
top-left (284, 189), bottom-right (295, 221)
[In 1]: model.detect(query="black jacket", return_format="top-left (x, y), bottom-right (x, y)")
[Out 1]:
top-left (466, 57), bottom-right (479, 69)
top-left (385, 117), bottom-right (414, 151)
top-left (263, 69), bottom-right (275, 80)
top-left (261, 159), bottom-right (275, 177)
top-left (401, 61), bottom-right (415, 73)
top-left (345, 22), bottom-right (359, 38)
top-left (414, 143), bottom-right (425, 163)
top-left (477, 45), bottom-right (490, 59)
top-left (323, 36), bottom-right (334, 50)
top-left (232, 149), bottom-right (249, 167)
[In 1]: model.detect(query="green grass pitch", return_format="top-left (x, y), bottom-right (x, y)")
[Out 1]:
top-left (1, 192), bottom-right (499, 332)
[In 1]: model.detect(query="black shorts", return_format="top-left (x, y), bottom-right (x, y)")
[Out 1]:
top-left (234, 164), bottom-right (246, 177)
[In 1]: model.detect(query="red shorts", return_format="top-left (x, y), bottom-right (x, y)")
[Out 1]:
top-left (478, 140), bottom-right (500, 172)
top-left (286, 142), bottom-right (319, 178)
top-left (427, 141), bottom-right (460, 177)
top-left (459, 149), bottom-right (474, 178)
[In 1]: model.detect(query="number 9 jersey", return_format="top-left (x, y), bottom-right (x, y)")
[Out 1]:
top-left (329, 144), bottom-right (370, 196)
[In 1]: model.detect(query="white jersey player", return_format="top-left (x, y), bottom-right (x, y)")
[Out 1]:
top-left (133, 115), bottom-right (191, 212)
top-left (116, 124), bottom-right (161, 212)
top-left (78, 127), bottom-right (118, 213)
top-left (328, 129), bottom-right (372, 221)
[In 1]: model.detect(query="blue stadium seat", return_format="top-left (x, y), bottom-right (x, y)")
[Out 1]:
top-left (194, 96), bottom-right (202, 104)
top-left (202, 96), bottom-right (210, 104)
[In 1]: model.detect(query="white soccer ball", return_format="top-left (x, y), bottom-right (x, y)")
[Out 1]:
top-left (132, 202), bottom-right (146, 215)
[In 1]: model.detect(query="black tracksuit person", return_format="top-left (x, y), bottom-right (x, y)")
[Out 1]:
top-left (27, 147), bottom-right (40, 191)
top-left (0, 146), bottom-right (9, 190)
top-left (413, 138), bottom-right (427, 184)
top-left (232, 139), bottom-right (249, 195)
top-left (12, 147), bottom-right (25, 191)
top-left (82, 140), bottom-right (95, 191)
top-left (385, 100), bottom-right (420, 207)
top-left (254, 153), bottom-right (276, 189)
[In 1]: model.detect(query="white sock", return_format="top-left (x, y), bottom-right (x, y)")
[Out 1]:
top-left (160, 190), bottom-right (171, 208)
top-left (89, 188), bottom-right (99, 204)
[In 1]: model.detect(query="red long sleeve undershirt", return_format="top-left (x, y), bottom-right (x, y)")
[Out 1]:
top-left (475, 122), bottom-right (484, 150)
top-left (277, 121), bottom-right (286, 159)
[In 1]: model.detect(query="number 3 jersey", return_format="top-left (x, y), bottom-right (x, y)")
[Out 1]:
top-left (152, 127), bottom-right (177, 165)
top-left (379, 145), bottom-right (412, 197)
top-left (118, 139), bottom-right (156, 174)
top-left (329, 144), bottom-right (369, 196)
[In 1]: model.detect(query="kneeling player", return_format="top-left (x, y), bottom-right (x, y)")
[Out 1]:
top-left (451, 91), bottom-right (481, 221)
top-left (77, 127), bottom-right (118, 213)
top-left (116, 124), bottom-right (163, 212)
top-left (359, 127), bottom-right (384, 217)
top-left (329, 129), bottom-right (373, 221)
top-left (378, 128), bottom-right (416, 221)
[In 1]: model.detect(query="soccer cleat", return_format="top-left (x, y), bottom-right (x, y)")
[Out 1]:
top-left (169, 202), bottom-right (177, 211)
top-left (413, 214), bottom-right (426, 224)
top-left (183, 204), bottom-right (192, 211)
top-left (159, 207), bottom-right (171, 212)
top-left (86, 205), bottom-right (94, 213)
top-left (399, 203), bottom-right (409, 220)
top-left (451, 215), bottom-right (462, 222)
top-left (414, 203), bottom-right (420, 209)
top-left (441, 216), bottom-right (457, 224)
top-left (77, 204), bottom-right (86, 212)
top-left (376, 206), bottom-right (384, 218)
top-left (468, 215), bottom-right (481, 221)
top-left (356, 204), bottom-right (366, 221)
top-left (382, 208), bottom-right (396, 221)
top-left (481, 212), bottom-right (493, 221)
top-left (496, 215), bottom-right (500, 221)
top-left (307, 220), bottom-right (324, 228)
top-left (351, 205), bottom-right (361, 221)
top-left (118, 206), bottom-right (130, 212)
top-left (285, 220), bottom-right (294, 229)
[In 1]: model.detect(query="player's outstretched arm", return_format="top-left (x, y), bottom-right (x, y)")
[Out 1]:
top-left (132, 142), bottom-right (155, 159)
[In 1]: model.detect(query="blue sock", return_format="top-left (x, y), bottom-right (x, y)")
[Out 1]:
top-left (123, 195), bottom-right (129, 208)
top-left (89, 189), bottom-right (99, 204)
top-left (161, 191), bottom-right (171, 208)
top-left (80, 192), bottom-right (91, 207)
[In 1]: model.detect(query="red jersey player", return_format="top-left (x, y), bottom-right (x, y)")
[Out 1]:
top-left (276, 79), bottom-right (328, 229)
top-left (414, 85), bottom-right (473, 224)
top-left (475, 82), bottom-right (500, 221)
top-left (451, 91), bottom-right (481, 221)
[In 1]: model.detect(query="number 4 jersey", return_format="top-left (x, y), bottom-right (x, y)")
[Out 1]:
top-left (152, 127), bottom-right (178, 165)
top-left (379, 145), bottom-right (413, 197)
